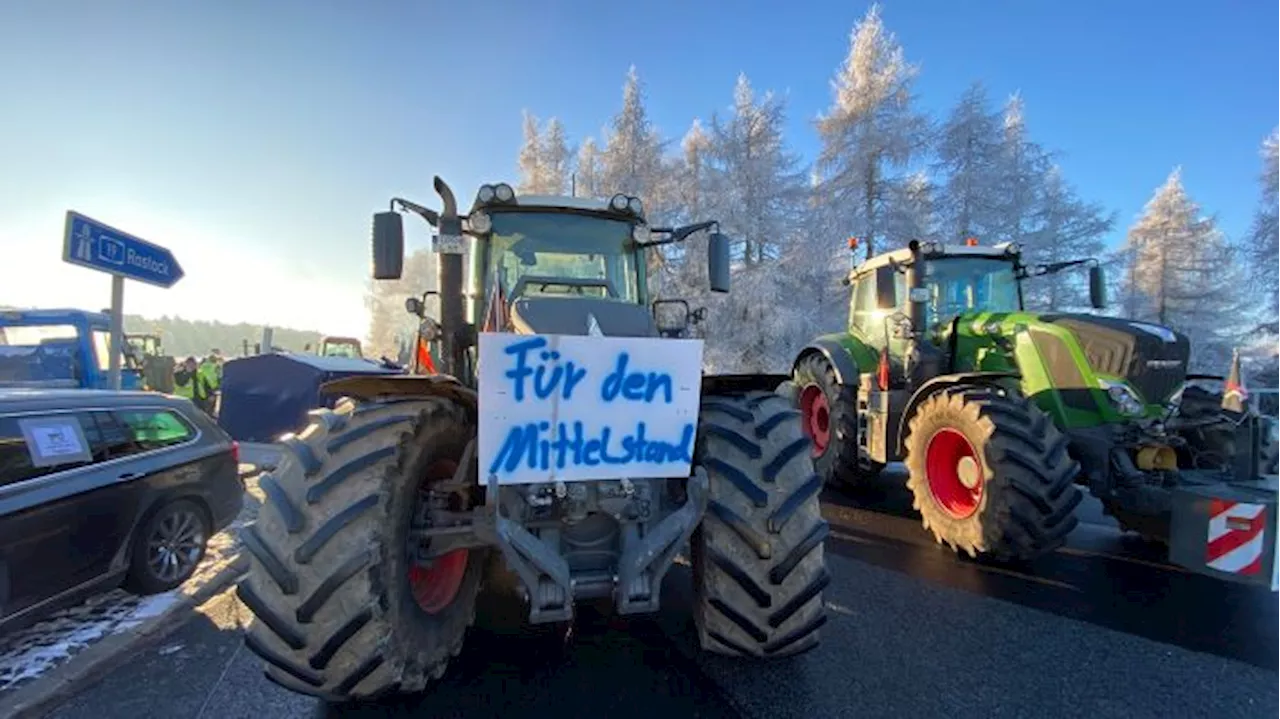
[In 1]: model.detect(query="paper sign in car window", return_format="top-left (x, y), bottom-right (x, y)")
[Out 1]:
top-left (19, 416), bottom-right (93, 468)
top-left (477, 332), bottom-right (704, 485)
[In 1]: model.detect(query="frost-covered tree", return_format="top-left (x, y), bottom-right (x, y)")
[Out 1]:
top-left (932, 82), bottom-right (1003, 242)
top-left (1121, 168), bottom-right (1246, 370)
top-left (516, 111), bottom-right (544, 194)
top-left (815, 3), bottom-right (929, 260)
top-left (540, 118), bottom-right (572, 196)
top-left (706, 74), bottom-right (808, 265)
top-left (366, 249), bottom-right (435, 359)
top-left (1246, 128), bottom-right (1279, 331)
top-left (882, 170), bottom-right (937, 244)
top-left (574, 137), bottom-right (603, 198)
top-left (1022, 165), bottom-right (1114, 311)
top-left (600, 66), bottom-right (667, 211)
top-left (992, 94), bottom-right (1053, 250)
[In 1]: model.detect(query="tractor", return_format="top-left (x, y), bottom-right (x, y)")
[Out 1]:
top-left (789, 237), bottom-right (1278, 582)
top-left (236, 178), bottom-right (829, 702)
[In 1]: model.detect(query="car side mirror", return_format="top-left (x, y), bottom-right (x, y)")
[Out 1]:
top-left (1089, 265), bottom-right (1107, 310)
top-left (708, 232), bottom-right (731, 294)
top-left (372, 211), bottom-right (406, 280)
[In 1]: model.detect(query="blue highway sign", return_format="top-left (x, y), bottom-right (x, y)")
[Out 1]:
top-left (62, 211), bottom-right (185, 289)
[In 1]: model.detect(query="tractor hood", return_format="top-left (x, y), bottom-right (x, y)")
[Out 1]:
top-left (1032, 313), bottom-right (1191, 404)
top-left (508, 296), bottom-right (658, 338)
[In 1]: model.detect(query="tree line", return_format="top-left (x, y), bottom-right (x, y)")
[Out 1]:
top-left (501, 4), bottom-right (1277, 382)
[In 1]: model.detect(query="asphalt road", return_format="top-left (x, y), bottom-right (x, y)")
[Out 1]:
top-left (47, 474), bottom-right (1280, 719)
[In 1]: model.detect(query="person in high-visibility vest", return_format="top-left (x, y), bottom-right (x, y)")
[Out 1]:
top-left (196, 351), bottom-right (222, 415)
top-left (174, 357), bottom-right (199, 400)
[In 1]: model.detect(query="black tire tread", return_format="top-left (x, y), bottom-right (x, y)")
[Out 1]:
top-left (692, 389), bottom-right (828, 658)
top-left (903, 385), bottom-right (1083, 561)
top-left (791, 352), bottom-right (881, 488)
top-left (237, 395), bottom-right (485, 701)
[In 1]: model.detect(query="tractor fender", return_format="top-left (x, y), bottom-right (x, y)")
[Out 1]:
top-left (894, 371), bottom-right (1021, 455)
top-left (793, 339), bottom-right (859, 386)
top-left (319, 374), bottom-right (479, 415)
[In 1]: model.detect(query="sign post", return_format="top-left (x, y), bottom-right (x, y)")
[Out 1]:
top-left (62, 211), bottom-right (184, 389)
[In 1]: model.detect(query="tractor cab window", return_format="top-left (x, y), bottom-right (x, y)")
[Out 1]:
top-left (921, 258), bottom-right (1021, 329)
top-left (484, 212), bottom-right (642, 304)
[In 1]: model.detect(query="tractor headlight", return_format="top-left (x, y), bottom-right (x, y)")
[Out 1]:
top-left (478, 185), bottom-right (496, 204)
top-left (468, 211), bottom-right (492, 234)
top-left (632, 224), bottom-right (651, 244)
top-left (610, 194), bottom-right (630, 212)
top-left (1099, 379), bottom-right (1145, 417)
top-left (494, 183), bottom-right (515, 202)
top-left (627, 197), bottom-right (644, 216)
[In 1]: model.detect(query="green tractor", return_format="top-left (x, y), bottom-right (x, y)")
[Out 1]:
top-left (235, 178), bottom-right (829, 703)
top-left (789, 237), bottom-right (1278, 581)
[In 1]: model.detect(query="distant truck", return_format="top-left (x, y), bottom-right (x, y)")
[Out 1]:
top-left (0, 309), bottom-right (143, 390)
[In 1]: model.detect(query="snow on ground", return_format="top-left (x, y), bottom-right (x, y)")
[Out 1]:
top-left (0, 477), bottom-right (262, 695)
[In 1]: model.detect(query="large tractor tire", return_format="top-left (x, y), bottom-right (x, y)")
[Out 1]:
top-left (692, 389), bottom-right (829, 658)
top-left (792, 352), bottom-right (881, 488)
top-left (903, 385), bottom-right (1082, 561)
top-left (236, 396), bottom-right (488, 702)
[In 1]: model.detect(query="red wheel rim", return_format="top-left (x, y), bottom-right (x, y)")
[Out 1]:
top-left (798, 385), bottom-right (831, 456)
top-left (924, 428), bottom-right (983, 519)
top-left (407, 459), bottom-right (469, 615)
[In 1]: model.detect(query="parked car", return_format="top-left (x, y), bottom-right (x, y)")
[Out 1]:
top-left (0, 388), bottom-right (243, 633)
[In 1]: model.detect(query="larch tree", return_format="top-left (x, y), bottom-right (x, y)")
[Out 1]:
top-left (932, 82), bottom-right (1003, 243)
top-left (706, 73), bottom-right (808, 265)
top-left (882, 170), bottom-right (937, 245)
top-left (539, 118), bottom-right (572, 196)
top-left (600, 66), bottom-right (667, 208)
top-left (1246, 128), bottom-right (1279, 332)
top-left (1121, 168), bottom-right (1245, 371)
top-left (992, 93), bottom-right (1053, 252)
top-left (1022, 165), bottom-right (1115, 311)
top-left (815, 3), bottom-right (929, 260)
top-left (574, 137), bottom-right (603, 198)
top-left (516, 111), bottom-right (544, 194)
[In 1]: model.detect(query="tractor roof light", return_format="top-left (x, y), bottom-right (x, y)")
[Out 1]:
top-left (632, 224), bottom-right (652, 244)
top-left (610, 194), bottom-right (630, 212)
top-left (477, 185), bottom-right (496, 204)
top-left (494, 183), bottom-right (515, 202)
top-left (627, 197), bottom-right (644, 217)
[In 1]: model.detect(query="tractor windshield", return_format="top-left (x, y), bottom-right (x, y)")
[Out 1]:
top-left (922, 257), bottom-right (1021, 327)
top-left (485, 211), bottom-right (642, 304)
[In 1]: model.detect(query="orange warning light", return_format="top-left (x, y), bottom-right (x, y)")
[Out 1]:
top-left (965, 237), bottom-right (979, 246)
top-left (847, 237), bottom-right (860, 250)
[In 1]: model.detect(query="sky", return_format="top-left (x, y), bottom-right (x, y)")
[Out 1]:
top-left (1, 0), bottom-right (1275, 338)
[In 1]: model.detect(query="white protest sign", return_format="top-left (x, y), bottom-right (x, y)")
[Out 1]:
top-left (19, 416), bottom-right (93, 468)
top-left (478, 332), bottom-right (704, 484)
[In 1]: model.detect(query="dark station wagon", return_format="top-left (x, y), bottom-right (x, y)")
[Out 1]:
top-left (0, 389), bottom-right (244, 632)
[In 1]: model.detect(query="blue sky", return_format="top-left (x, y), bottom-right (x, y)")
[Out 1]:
top-left (1, 0), bottom-right (1275, 337)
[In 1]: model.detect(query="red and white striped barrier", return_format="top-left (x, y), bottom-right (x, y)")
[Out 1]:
top-left (1205, 499), bottom-right (1267, 576)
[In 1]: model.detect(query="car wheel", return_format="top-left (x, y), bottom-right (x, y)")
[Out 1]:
top-left (125, 499), bottom-right (211, 595)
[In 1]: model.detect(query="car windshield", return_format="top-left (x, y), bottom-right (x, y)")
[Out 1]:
top-left (922, 257), bottom-right (1021, 328)
top-left (486, 211), bottom-right (641, 303)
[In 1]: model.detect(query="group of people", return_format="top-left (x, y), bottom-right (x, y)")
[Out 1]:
top-left (173, 349), bottom-right (223, 415)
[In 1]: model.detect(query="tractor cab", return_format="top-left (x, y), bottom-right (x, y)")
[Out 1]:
top-left (319, 336), bottom-right (363, 359)
top-left (0, 309), bottom-right (143, 390)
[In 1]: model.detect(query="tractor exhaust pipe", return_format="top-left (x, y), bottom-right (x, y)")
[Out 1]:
top-left (433, 176), bottom-right (468, 378)
top-left (906, 240), bottom-right (926, 335)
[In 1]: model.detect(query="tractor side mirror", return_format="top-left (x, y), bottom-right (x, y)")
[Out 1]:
top-left (372, 211), bottom-right (405, 280)
top-left (404, 296), bottom-right (424, 317)
top-left (708, 232), bottom-right (731, 294)
top-left (1089, 265), bottom-right (1107, 310)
